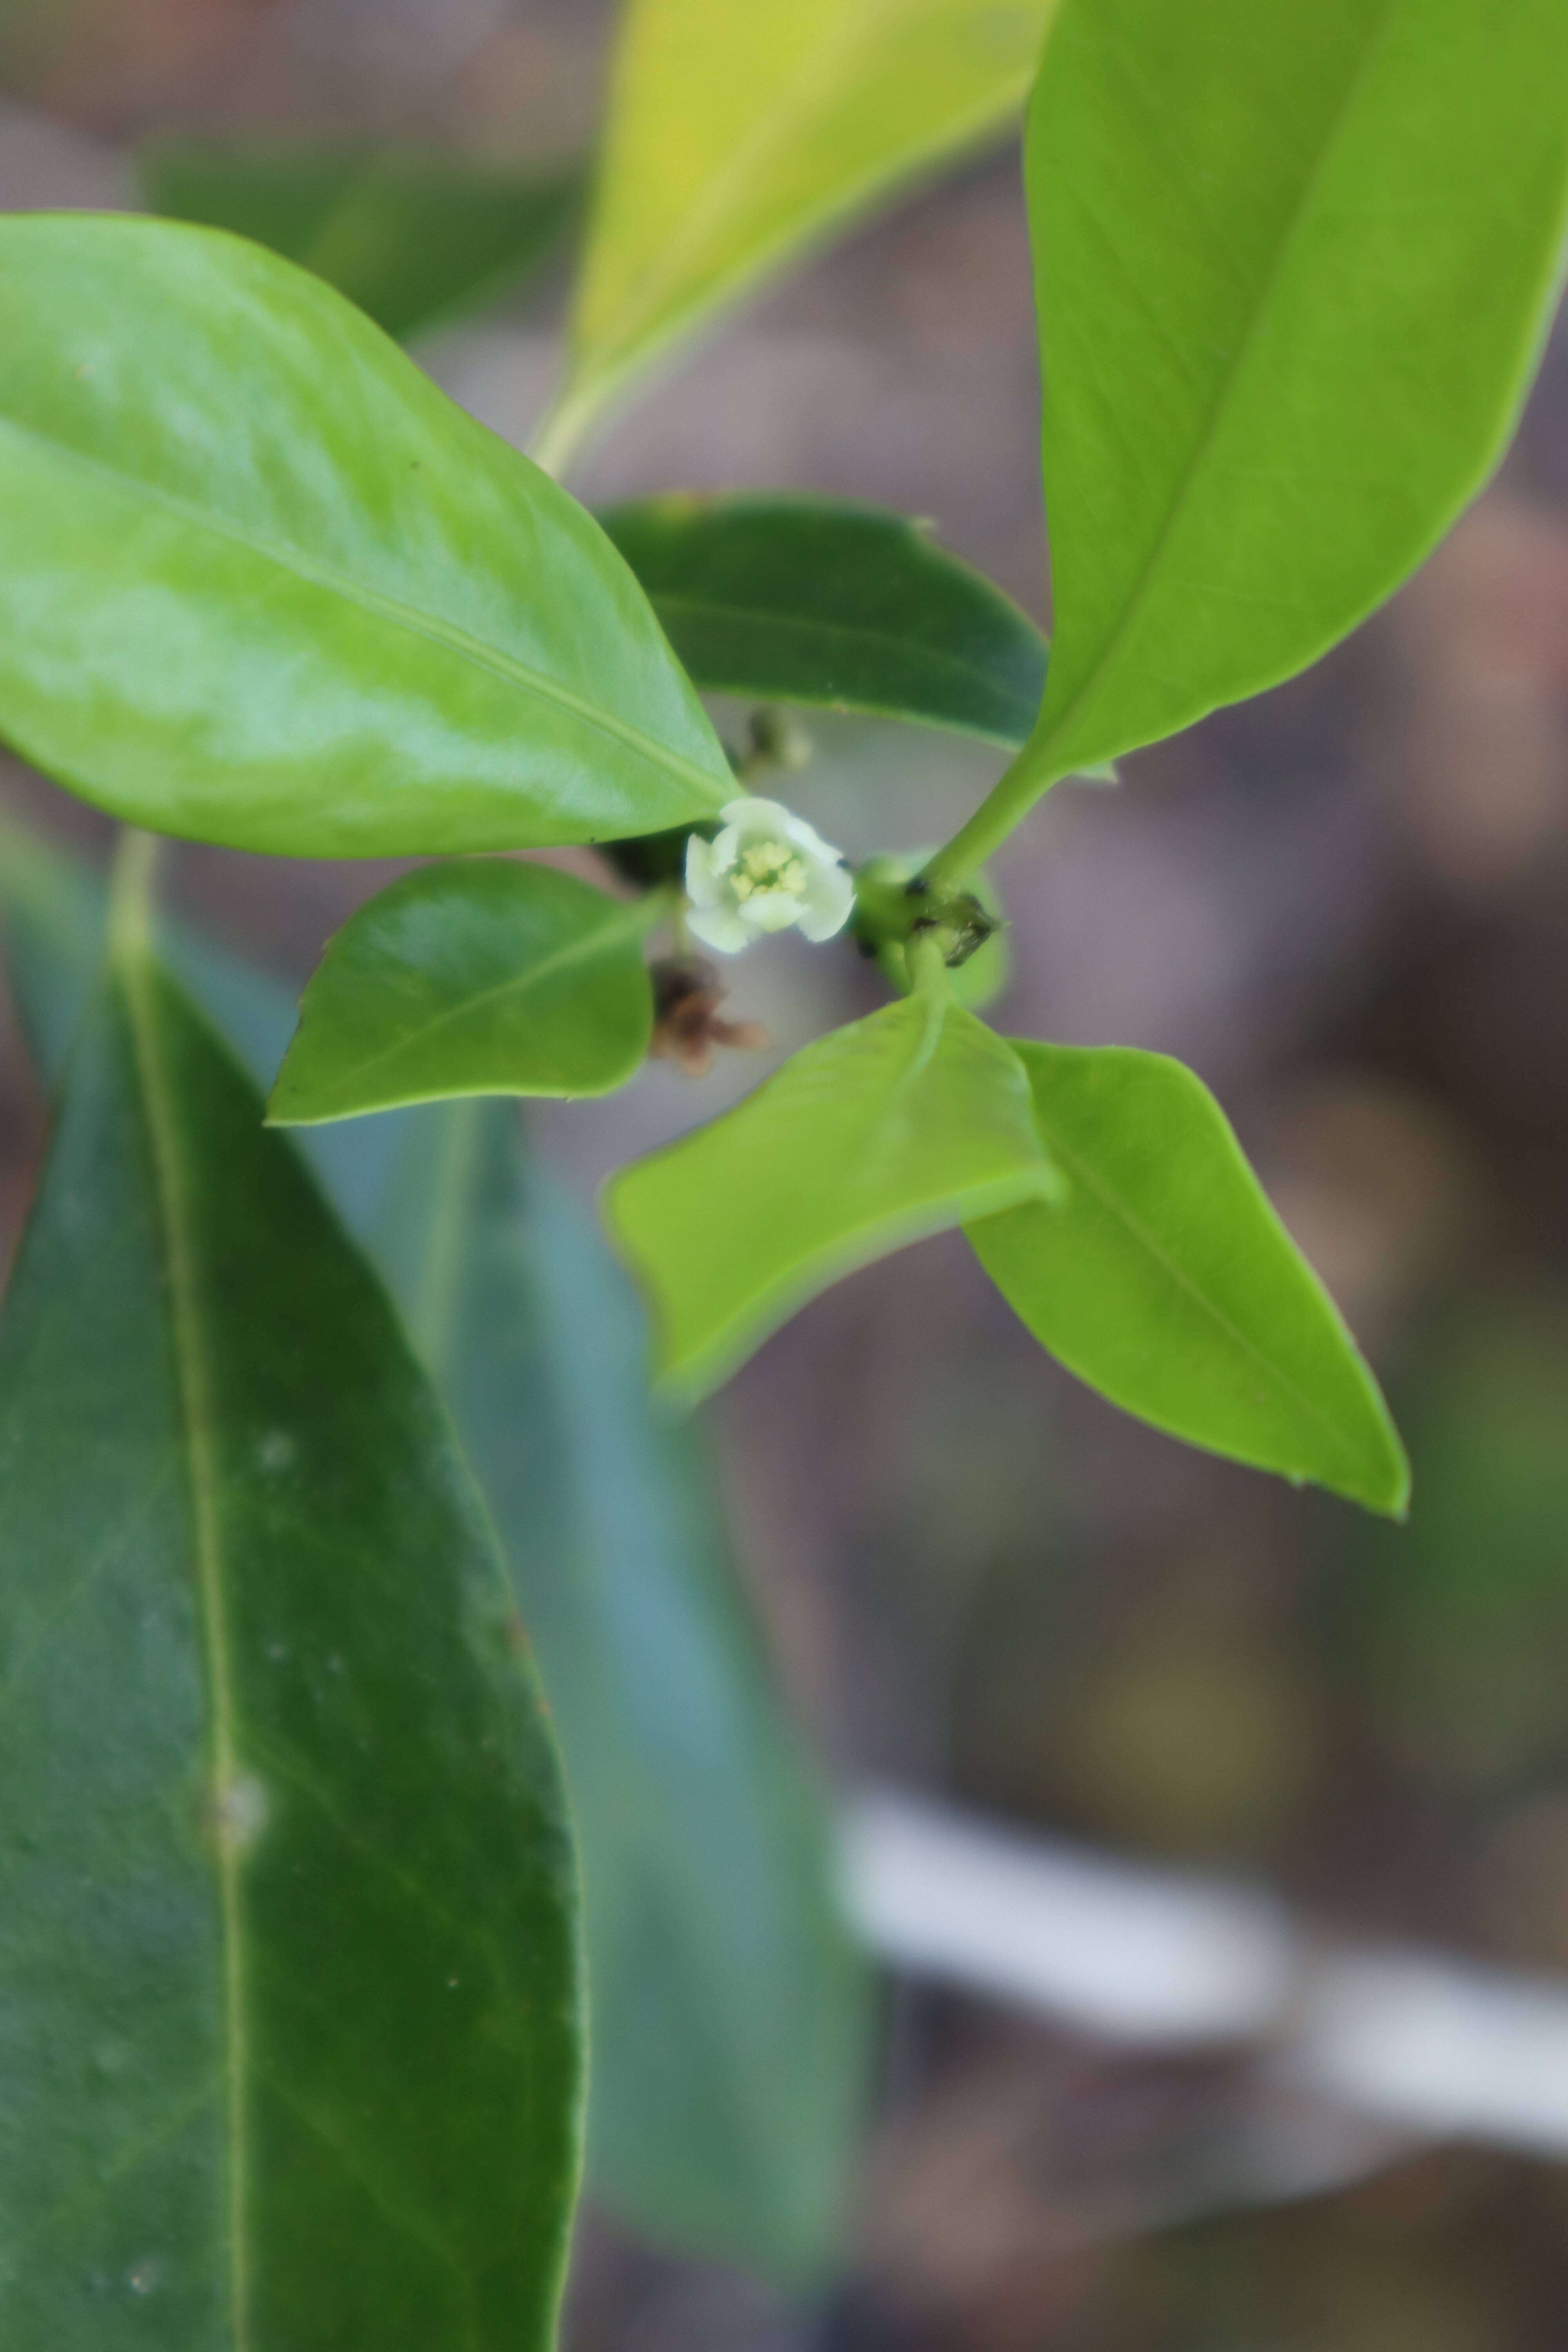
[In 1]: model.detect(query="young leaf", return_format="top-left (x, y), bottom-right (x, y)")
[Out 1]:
top-left (0, 214), bottom-right (731, 856)
top-left (600, 495), bottom-right (1048, 746)
top-left (967, 1043), bottom-right (1410, 1515)
top-left (0, 915), bottom-right (583, 2344)
top-left (381, 1099), bottom-right (869, 2279)
top-left (269, 859), bottom-right (655, 1125)
top-left (606, 992), bottom-right (1059, 1396)
top-left (1020, 0), bottom-right (1568, 789)
top-left (140, 141), bottom-right (582, 345)
top-left (541, 0), bottom-right (1059, 459)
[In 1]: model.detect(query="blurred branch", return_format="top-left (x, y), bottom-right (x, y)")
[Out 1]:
top-left (842, 1787), bottom-right (1568, 2165)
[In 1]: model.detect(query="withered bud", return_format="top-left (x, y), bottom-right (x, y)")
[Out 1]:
top-left (649, 957), bottom-right (769, 1078)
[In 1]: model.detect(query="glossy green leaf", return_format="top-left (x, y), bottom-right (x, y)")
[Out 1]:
top-left (967, 1043), bottom-right (1409, 1514)
top-left (140, 141), bottom-right (581, 345)
top-left (606, 990), bottom-right (1059, 1396)
top-left (0, 214), bottom-right (731, 857)
top-left (0, 912), bottom-right (583, 2345)
top-left (270, 859), bottom-right (655, 1125)
top-left (541, 0), bottom-right (1059, 461)
top-left (380, 1098), bottom-right (869, 2278)
top-left (1019, 0), bottom-right (1568, 790)
top-left (600, 495), bottom-right (1047, 746)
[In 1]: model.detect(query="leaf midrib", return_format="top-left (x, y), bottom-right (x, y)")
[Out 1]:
top-left (1031, 0), bottom-right (1406, 777)
top-left (0, 412), bottom-right (728, 811)
top-left (118, 942), bottom-right (252, 2349)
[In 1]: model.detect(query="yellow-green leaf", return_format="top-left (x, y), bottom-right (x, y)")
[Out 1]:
top-left (543, 0), bottom-right (1059, 462)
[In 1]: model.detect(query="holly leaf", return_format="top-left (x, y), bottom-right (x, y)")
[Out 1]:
top-left (544, 0), bottom-right (1059, 457)
top-left (0, 906), bottom-right (583, 2347)
top-left (601, 495), bottom-right (1047, 747)
top-left (606, 992), bottom-right (1059, 1396)
top-left (0, 215), bottom-right (731, 857)
top-left (968, 1042), bottom-right (1410, 1514)
top-left (1019, 0), bottom-right (1568, 790)
top-left (269, 859), bottom-right (655, 1125)
top-left (140, 140), bottom-right (581, 344)
top-left (379, 1099), bottom-right (871, 2279)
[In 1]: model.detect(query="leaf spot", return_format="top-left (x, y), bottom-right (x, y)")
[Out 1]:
top-left (212, 1771), bottom-right (269, 1856)
top-left (256, 1429), bottom-right (296, 1474)
top-left (127, 2259), bottom-right (161, 2296)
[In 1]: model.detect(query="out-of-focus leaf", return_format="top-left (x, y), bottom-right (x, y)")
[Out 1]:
top-left (1336, 1304), bottom-right (1568, 1784)
top-left (600, 495), bottom-right (1047, 747)
top-left (139, 141), bottom-right (581, 344)
top-left (606, 992), bottom-right (1059, 1397)
top-left (0, 215), bottom-right (731, 856)
top-left (0, 899), bottom-right (583, 2346)
top-left (1018, 0), bottom-right (1568, 792)
top-left (540, 0), bottom-right (1060, 461)
top-left (968, 1044), bottom-right (1409, 1514)
top-left (0, 814), bottom-right (414, 1243)
top-left (270, 859), bottom-right (655, 1125)
top-left (378, 1098), bottom-right (869, 2279)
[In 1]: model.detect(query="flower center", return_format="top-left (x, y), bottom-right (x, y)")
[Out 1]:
top-left (730, 840), bottom-right (808, 902)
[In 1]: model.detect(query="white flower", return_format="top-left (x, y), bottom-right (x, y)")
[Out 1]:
top-left (684, 796), bottom-right (854, 955)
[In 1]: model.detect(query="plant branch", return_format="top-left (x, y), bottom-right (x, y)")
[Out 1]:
top-left (920, 737), bottom-right (1062, 890)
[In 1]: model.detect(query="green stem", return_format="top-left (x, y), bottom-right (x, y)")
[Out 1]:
top-left (909, 928), bottom-right (953, 1002)
top-left (107, 826), bottom-right (163, 959)
top-left (919, 739), bottom-right (1062, 891)
top-left (526, 379), bottom-right (608, 481)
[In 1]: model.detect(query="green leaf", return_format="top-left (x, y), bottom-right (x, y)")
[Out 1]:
top-left (0, 813), bottom-right (421, 1245)
top-left (0, 907), bottom-right (583, 2344)
top-left (967, 1043), bottom-right (1410, 1514)
top-left (380, 1098), bottom-right (869, 2279)
top-left (139, 141), bottom-right (582, 345)
top-left (542, 0), bottom-right (1060, 459)
top-left (0, 214), bottom-right (731, 857)
top-left (599, 495), bottom-right (1048, 746)
top-left (269, 859), bottom-right (655, 1125)
top-left (0, 817), bottom-right (869, 2281)
top-left (1020, 0), bottom-right (1568, 789)
top-left (606, 990), bottom-right (1060, 1396)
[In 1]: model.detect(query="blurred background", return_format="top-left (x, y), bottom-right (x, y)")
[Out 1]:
top-left (5, 2), bottom-right (1568, 2345)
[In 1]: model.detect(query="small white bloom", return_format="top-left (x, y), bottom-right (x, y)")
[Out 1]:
top-left (684, 796), bottom-right (854, 955)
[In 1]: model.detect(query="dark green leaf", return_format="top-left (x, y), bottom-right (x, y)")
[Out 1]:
top-left (270, 859), bottom-right (655, 1126)
top-left (0, 903), bottom-right (583, 2345)
top-left (0, 813), bottom-right (417, 1245)
top-left (379, 1098), bottom-right (869, 2279)
top-left (606, 991), bottom-right (1059, 1397)
top-left (600, 495), bottom-right (1047, 746)
top-left (139, 141), bottom-right (581, 345)
top-left (0, 215), bottom-right (731, 857)
top-left (967, 1043), bottom-right (1409, 1514)
top-left (1019, 0), bottom-right (1568, 790)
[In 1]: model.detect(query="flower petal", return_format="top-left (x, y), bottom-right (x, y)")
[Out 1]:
top-left (687, 902), bottom-right (751, 953)
top-left (746, 891), bottom-right (805, 935)
top-left (684, 833), bottom-right (722, 906)
top-left (721, 795), bottom-right (795, 838)
top-left (797, 860), bottom-right (855, 942)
